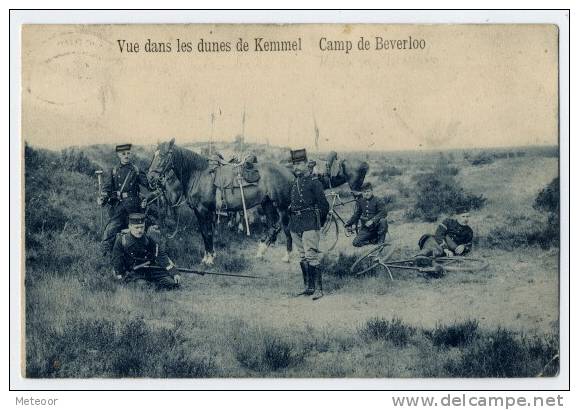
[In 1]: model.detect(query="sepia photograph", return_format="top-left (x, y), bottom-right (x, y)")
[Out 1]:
top-left (15, 18), bottom-right (564, 385)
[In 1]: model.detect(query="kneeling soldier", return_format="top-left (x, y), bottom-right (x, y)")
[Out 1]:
top-left (345, 183), bottom-right (388, 247)
top-left (112, 213), bottom-right (181, 290)
top-left (289, 149), bottom-right (329, 300)
top-left (417, 207), bottom-right (473, 257)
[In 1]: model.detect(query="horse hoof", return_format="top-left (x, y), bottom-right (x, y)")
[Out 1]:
top-left (256, 242), bottom-right (267, 259)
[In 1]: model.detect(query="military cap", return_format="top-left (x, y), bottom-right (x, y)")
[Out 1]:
top-left (307, 160), bottom-right (317, 168)
top-left (361, 182), bottom-right (373, 191)
top-left (290, 148), bottom-right (307, 164)
top-left (455, 205), bottom-right (470, 214)
top-left (116, 144), bottom-right (132, 152)
top-left (128, 213), bottom-right (146, 225)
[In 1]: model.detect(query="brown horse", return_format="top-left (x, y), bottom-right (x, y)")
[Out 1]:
top-left (147, 139), bottom-right (295, 264)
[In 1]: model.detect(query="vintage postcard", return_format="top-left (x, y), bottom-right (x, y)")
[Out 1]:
top-left (17, 21), bottom-right (563, 387)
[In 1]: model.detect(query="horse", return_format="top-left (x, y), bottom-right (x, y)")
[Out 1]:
top-left (147, 139), bottom-right (295, 265)
top-left (314, 158), bottom-right (369, 191)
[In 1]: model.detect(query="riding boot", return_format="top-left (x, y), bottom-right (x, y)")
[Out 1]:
top-left (311, 264), bottom-right (323, 300)
top-left (305, 263), bottom-right (315, 296)
top-left (298, 261), bottom-right (310, 295)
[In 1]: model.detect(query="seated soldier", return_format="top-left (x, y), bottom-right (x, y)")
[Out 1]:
top-left (417, 207), bottom-right (473, 257)
top-left (345, 183), bottom-right (388, 247)
top-left (111, 213), bottom-right (181, 290)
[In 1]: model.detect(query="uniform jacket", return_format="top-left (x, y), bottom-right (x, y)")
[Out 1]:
top-left (289, 175), bottom-right (329, 233)
top-left (434, 218), bottom-right (473, 252)
top-left (112, 231), bottom-right (174, 276)
top-left (102, 162), bottom-right (149, 204)
top-left (347, 195), bottom-right (387, 227)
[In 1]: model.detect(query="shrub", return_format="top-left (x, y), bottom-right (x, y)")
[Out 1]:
top-left (26, 317), bottom-right (219, 378)
top-left (483, 213), bottom-right (558, 250)
top-left (232, 325), bottom-right (304, 372)
top-left (444, 328), bottom-right (559, 377)
top-left (534, 177), bottom-right (559, 214)
top-left (469, 152), bottom-right (495, 166)
top-left (60, 148), bottom-right (98, 176)
top-left (408, 172), bottom-right (486, 222)
top-left (372, 165), bottom-right (403, 179)
top-left (359, 317), bottom-right (416, 347)
top-left (426, 319), bottom-right (479, 348)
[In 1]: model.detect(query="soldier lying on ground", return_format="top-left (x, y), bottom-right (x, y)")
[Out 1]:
top-left (417, 207), bottom-right (473, 257)
top-left (112, 213), bottom-right (181, 290)
top-left (345, 182), bottom-right (388, 247)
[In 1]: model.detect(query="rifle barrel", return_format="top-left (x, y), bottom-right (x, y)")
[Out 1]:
top-left (137, 265), bottom-right (262, 279)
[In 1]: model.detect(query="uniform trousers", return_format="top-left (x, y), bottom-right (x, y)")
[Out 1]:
top-left (290, 230), bottom-right (321, 266)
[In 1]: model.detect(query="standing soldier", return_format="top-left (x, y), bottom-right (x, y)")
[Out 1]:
top-left (288, 149), bottom-right (329, 300)
top-left (98, 144), bottom-right (150, 254)
top-left (345, 183), bottom-right (388, 247)
top-left (112, 213), bottom-right (181, 289)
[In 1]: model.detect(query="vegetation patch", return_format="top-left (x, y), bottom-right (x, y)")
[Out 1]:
top-left (359, 317), bottom-right (417, 347)
top-left (406, 171), bottom-right (486, 222)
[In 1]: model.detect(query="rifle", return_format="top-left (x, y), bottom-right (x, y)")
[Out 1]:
top-left (133, 262), bottom-right (262, 279)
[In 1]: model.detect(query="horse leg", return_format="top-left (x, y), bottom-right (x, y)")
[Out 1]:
top-left (280, 210), bottom-right (292, 263)
top-left (256, 199), bottom-right (281, 259)
top-left (195, 207), bottom-right (216, 265)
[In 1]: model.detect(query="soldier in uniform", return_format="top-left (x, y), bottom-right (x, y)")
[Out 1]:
top-left (345, 183), bottom-right (388, 247)
top-left (288, 149), bottom-right (329, 300)
top-left (417, 207), bottom-right (474, 257)
top-left (112, 213), bottom-right (181, 289)
top-left (98, 144), bottom-right (150, 254)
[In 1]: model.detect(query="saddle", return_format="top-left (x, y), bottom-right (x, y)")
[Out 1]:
top-left (212, 157), bottom-right (260, 212)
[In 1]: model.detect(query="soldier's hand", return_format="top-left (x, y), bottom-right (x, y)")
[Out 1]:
top-left (141, 198), bottom-right (148, 209)
top-left (114, 274), bottom-right (123, 281)
top-left (444, 249), bottom-right (454, 257)
top-left (97, 197), bottom-right (104, 206)
top-left (173, 274), bottom-right (181, 284)
top-left (455, 245), bottom-right (465, 255)
top-left (365, 220), bottom-right (373, 228)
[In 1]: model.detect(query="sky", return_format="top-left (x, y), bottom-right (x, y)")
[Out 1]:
top-left (22, 24), bottom-right (558, 151)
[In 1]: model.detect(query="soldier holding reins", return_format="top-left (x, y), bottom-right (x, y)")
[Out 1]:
top-left (288, 149), bottom-right (329, 300)
top-left (98, 144), bottom-right (150, 254)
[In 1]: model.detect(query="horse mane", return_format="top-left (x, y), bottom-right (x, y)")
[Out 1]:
top-left (170, 144), bottom-right (209, 186)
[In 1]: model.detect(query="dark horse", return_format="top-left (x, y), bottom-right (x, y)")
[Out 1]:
top-left (148, 139), bottom-right (369, 264)
top-left (148, 139), bottom-right (296, 264)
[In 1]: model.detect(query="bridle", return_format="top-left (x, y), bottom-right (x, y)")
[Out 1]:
top-left (149, 148), bottom-right (174, 189)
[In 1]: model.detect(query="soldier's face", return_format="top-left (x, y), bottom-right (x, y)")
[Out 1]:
top-left (457, 212), bottom-right (470, 225)
top-left (129, 223), bottom-right (146, 238)
top-left (117, 151), bottom-right (132, 164)
top-left (363, 189), bottom-right (373, 200)
top-left (293, 162), bottom-right (308, 176)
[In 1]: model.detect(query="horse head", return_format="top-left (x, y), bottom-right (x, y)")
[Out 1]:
top-left (147, 138), bottom-right (175, 189)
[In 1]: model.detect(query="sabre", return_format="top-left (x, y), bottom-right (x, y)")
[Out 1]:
top-left (237, 175), bottom-right (251, 236)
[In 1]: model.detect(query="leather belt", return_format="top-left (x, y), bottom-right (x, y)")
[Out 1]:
top-left (292, 208), bottom-right (316, 215)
